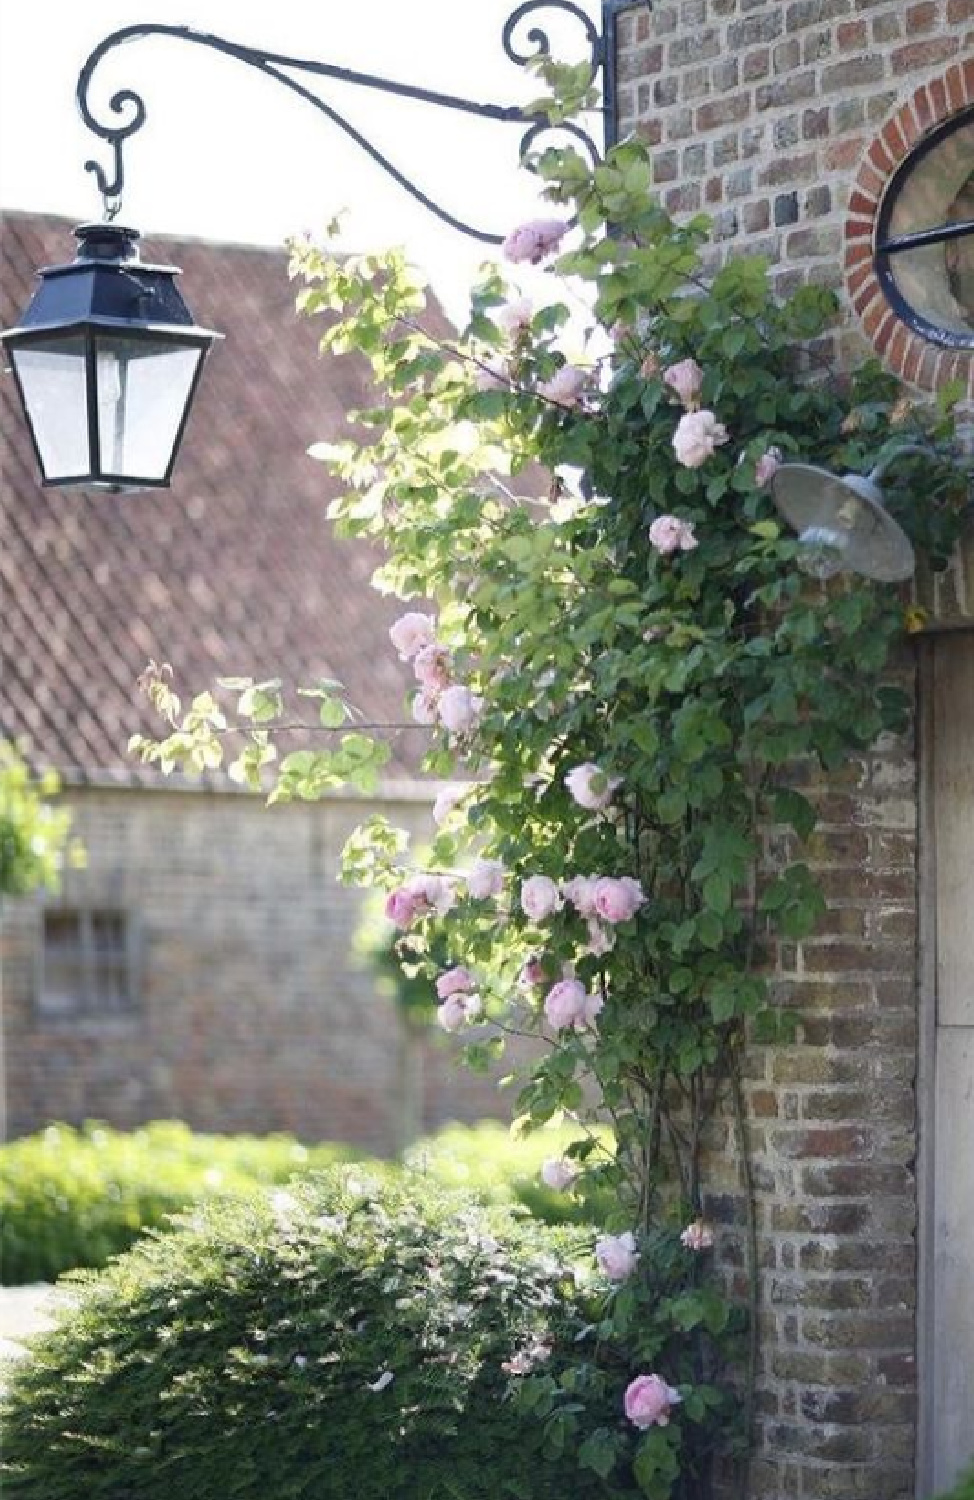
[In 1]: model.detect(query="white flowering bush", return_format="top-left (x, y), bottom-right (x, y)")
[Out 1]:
top-left (129, 98), bottom-right (967, 1495)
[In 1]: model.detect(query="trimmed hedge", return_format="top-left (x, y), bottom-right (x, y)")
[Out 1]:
top-left (0, 1171), bottom-right (620, 1500)
top-left (1, 1120), bottom-right (610, 1284)
top-left (0, 1121), bottom-right (360, 1284)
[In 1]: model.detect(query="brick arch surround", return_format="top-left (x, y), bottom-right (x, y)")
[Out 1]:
top-left (845, 59), bottom-right (974, 395)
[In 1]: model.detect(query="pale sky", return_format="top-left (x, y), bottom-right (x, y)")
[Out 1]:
top-left (0, 0), bottom-right (602, 319)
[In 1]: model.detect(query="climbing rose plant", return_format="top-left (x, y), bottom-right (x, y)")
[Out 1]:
top-left (133, 119), bottom-right (966, 1495)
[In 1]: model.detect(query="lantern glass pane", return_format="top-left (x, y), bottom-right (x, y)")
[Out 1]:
top-left (95, 337), bottom-right (203, 481)
top-left (10, 337), bottom-right (89, 480)
top-left (886, 116), bottom-right (974, 337)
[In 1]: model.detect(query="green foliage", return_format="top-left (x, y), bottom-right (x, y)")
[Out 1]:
top-left (1, 1173), bottom-right (643, 1500)
top-left (936, 1467), bottom-right (974, 1500)
top-left (0, 1120), bottom-right (613, 1284)
top-left (0, 1121), bottom-right (361, 1284)
top-left (130, 114), bottom-right (972, 1493)
top-left (407, 1120), bottom-right (616, 1227)
top-left (0, 742), bottom-right (80, 897)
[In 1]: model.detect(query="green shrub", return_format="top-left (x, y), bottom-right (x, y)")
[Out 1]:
top-left (1, 1120), bottom-right (614, 1284)
top-left (409, 1120), bottom-right (616, 1227)
top-left (0, 1121), bottom-right (362, 1284)
top-left (1, 1170), bottom-right (622, 1500)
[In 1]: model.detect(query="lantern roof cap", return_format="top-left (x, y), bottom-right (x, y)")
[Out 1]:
top-left (1, 221), bottom-right (221, 343)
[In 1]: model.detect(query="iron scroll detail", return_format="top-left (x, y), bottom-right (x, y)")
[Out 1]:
top-left (75, 7), bottom-right (609, 245)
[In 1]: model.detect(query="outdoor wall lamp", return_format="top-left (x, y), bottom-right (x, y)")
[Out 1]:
top-left (771, 447), bottom-right (932, 583)
top-left (2, 1), bottom-right (635, 492)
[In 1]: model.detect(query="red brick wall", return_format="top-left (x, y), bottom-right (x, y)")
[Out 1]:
top-left (613, 5), bottom-right (974, 1494)
top-left (0, 785), bottom-right (523, 1155)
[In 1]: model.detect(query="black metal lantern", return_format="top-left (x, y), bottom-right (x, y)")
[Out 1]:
top-left (0, 222), bottom-right (221, 491)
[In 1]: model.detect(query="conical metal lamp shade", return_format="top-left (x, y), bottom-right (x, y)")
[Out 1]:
top-left (771, 463), bottom-right (916, 583)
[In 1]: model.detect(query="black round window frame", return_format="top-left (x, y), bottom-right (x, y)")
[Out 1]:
top-left (874, 102), bottom-right (974, 353)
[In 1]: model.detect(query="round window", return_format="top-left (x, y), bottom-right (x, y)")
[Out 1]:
top-left (875, 103), bottom-right (974, 350)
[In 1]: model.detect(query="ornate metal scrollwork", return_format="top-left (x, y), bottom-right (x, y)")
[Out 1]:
top-left (75, 7), bottom-right (612, 245)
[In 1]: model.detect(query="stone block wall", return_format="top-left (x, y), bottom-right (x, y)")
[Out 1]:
top-left (0, 785), bottom-right (521, 1155)
top-left (612, 3), bottom-right (974, 1494)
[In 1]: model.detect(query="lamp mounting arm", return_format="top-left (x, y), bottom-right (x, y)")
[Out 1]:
top-left (867, 443), bottom-right (936, 487)
top-left (76, 5), bottom-right (608, 245)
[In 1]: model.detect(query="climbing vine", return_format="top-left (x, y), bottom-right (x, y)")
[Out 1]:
top-left (133, 101), bottom-right (968, 1497)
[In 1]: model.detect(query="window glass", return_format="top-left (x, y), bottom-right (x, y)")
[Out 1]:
top-left (38, 910), bottom-right (137, 1018)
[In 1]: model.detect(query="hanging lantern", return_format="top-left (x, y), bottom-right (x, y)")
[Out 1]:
top-left (1, 222), bottom-right (221, 492)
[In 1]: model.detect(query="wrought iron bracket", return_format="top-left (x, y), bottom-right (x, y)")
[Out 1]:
top-left (76, 2), bottom-right (617, 245)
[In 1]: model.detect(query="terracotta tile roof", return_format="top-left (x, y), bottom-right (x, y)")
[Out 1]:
top-left (0, 212), bottom-right (432, 785)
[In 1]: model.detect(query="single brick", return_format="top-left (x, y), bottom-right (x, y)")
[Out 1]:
top-left (669, 28), bottom-right (721, 63)
top-left (728, 166), bottom-right (755, 198)
top-left (756, 71), bottom-right (818, 108)
top-left (742, 199), bottom-right (772, 232)
top-left (836, 19), bottom-right (869, 49)
top-left (758, 150), bottom-right (819, 186)
top-left (696, 93), bottom-right (752, 129)
top-left (728, 11), bottom-right (784, 45)
top-left (774, 114), bottom-right (802, 148)
top-left (804, 28), bottom-right (834, 62)
top-left (774, 191), bottom-right (801, 225)
top-left (821, 55), bottom-right (886, 92)
top-left (905, 1), bottom-right (939, 32)
top-left (682, 64), bottom-right (712, 101)
top-left (773, 38), bottom-right (803, 72)
top-left (713, 131), bottom-right (741, 165)
top-left (892, 37), bottom-right (960, 73)
top-left (743, 46), bottom-right (771, 80)
top-left (805, 184), bottom-right (832, 216)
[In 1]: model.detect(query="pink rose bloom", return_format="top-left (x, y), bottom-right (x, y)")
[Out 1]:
top-left (519, 957), bottom-right (549, 988)
top-left (593, 876), bottom-right (645, 925)
top-left (648, 514), bottom-right (698, 556)
top-left (680, 1219), bottom-right (715, 1252)
top-left (461, 992), bottom-right (483, 1021)
top-left (562, 874), bottom-right (600, 918)
top-left (672, 409), bottom-right (729, 469)
top-left (432, 784), bottom-right (467, 826)
top-left (436, 991), bottom-right (481, 1032)
top-left (538, 364), bottom-right (589, 408)
top-left (436, 966), bottom-right (475, 999)
top-left (585, 919), bottom-right (615, 958)
top-left (544, 977), bottom-right (588, 1029)
top-left (384, 886), bottom-right (426, 929)
top-left (565, 762), bottom-right (620, 811)
top-left (583, 988), bottom-right (605, 1026)
top-left (501, 217), bottom-right (567, 265)
top-left (412, 689), bottom-right (440, 726)
top-left (540, 1157), bottom-right (579, 1191)
top-left (595, 1230), bottom-right (639, 1281)
top-left (624, 1374), bottom-right (682, 1429)
top-left (413, 643), bottom-right (453, 692)
top-left (755, 446), bottom-right (783, 488)
top-left (521, 875), bottom-right (563, 921)
top-left (437, 685), bottom-right (484, 735)
top-left (414, 873), bottom-right (457, 915)
top-left (390, 612), bottom-right (436, 660)
top-left (437, 995), bottom-right (469, 1032)
top-left (467, 858), bottom-right (505, 900)
top-left (663, 357), bottom-right (704, 408)
top-left (475, 358), bottom-right (511, 392)
top-left (496, 296), bottom-right (533, 336)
